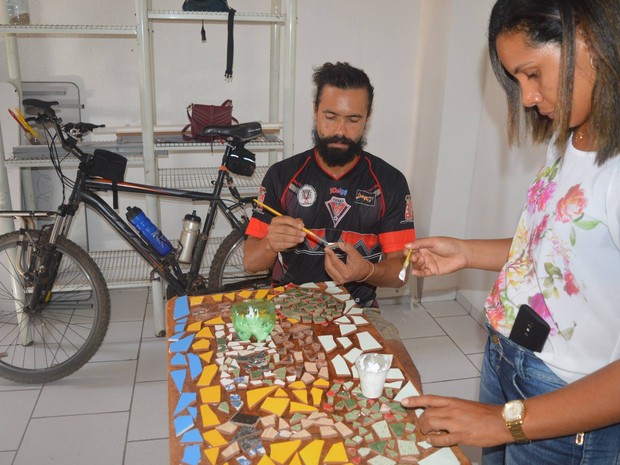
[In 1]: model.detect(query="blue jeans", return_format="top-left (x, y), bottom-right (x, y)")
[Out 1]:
top-left (481, 325), bottom-right (620, 465)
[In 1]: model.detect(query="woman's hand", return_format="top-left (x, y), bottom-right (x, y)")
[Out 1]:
top-left (405, 237), bottom-right (468, 277)
top-left (401, 395), bottom-right (511, 447)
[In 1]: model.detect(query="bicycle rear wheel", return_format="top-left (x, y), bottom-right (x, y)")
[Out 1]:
top-left (208, 229), bottom-right (271, 291)
top-left (0, 230), bottom-right (110, 384)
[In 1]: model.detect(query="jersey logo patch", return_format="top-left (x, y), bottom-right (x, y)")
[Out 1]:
top-left (325, 196), bottom-right (351, 228)
top-left (297, 184), bottom-right (317, 207)
top-left (402, 194), bottom-right (414, 224)
top-left (355, 190), bottom-right (376, 207)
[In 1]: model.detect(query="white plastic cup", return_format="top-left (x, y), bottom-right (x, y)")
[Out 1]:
top-left (355, 353), bottom-right (393, 399)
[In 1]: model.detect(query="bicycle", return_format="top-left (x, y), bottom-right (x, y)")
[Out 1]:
top-left (0, 98), bottom-right (271, 384)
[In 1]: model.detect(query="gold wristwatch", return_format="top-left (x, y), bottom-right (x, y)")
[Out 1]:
top-left (502, 400), bottom-right (530, 444)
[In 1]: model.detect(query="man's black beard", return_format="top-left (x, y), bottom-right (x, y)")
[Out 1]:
top-left (312, 128), bottom-right (366, 167)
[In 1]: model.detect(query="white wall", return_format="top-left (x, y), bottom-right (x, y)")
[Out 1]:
top-left (0, 0), bottom-right (546, 310)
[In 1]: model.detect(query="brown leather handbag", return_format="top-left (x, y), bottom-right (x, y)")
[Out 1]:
top-left (181, 100), bottom-right (238, 141)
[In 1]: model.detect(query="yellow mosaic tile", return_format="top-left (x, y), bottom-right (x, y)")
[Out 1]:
top-left (323, 442), bottom-right (348, 464)
top-left (199, 385), bottom-right (221, 404)
top-left (299, 439), bottom-right (324, 465)
top-left (199, 350), bottom-right (214, 364)
top-left (203, 429), bottom-right (227, 447)
top-left (200, 404), bottom-right (221, 428)
top-left (246, 385), bottom-right (278, 410)
top-left (189, 295), bottom-right (204, 306)
top-left (310, 387), bottom-right (323, 406)
top-left (224, 292), bottom-right (237, 301)
top-left (196, 364), bottom-right (218, 387)
top-left (289, 453), bottom-right (303, 465)
top-left (291, 389), bottom-right (308, 404)
top-left (269, 439), bottom-right (301, 465)
top-left (254, 289), bottom-right (270, 299)
top-left (289, 402), bottom-right (318, 414)
top-left (238, 290), bottom-right (253, 299)
top-left (273, 387), bottom-right (289, 398)
top-left (203, 446), bottom-right (220, 465)
top-left (312, 378), bottom-right (330, 389)
top-left (211, 293), bottom-right (223, 302)
top-left (196, 326), bottom-right (214, 338)
top-left (257, 454), bottom-right (276, 465)
top-left (192, 338), bottom-right (211, 351)
top-left (288, 380), bottom-right (307, 390)
top-left (187, 321), bottom-right (203, 332)
top-left (261, 396), bottom-right (290, 417)
top-left (203, 316), bottom-right (226, 325)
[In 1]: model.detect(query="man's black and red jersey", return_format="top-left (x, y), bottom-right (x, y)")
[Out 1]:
top-left (246, 148), bottom-right (415, 305)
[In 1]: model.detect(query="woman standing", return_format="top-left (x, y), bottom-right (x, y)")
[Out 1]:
top-left (402, 1), bottom-right (620, 464)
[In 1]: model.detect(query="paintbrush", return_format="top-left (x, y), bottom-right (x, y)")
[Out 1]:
top-left (253, 199), bottom-right (332, 247)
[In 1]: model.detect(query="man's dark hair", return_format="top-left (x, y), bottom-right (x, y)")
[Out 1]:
top-left (312, 62), bottom-right (374, 116)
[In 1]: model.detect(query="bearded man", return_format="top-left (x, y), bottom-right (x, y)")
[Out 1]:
top-left (243, 62), bottom-right (415, 340)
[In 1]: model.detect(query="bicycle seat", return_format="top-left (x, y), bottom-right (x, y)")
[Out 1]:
top-left (23, 99), bottom-right (59, 112)
top-left (200, 122), bottom-right (263, 143)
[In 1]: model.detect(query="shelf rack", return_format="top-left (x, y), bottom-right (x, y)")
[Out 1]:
top-left (0, 0), bottom-right (297, 333)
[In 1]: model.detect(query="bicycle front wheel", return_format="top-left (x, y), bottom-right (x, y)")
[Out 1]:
top-left (0, 230), bottom-right (110, 384)
top-left (208, 229), bottom-right (271, 291)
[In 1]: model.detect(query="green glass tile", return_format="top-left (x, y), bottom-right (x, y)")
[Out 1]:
top-left (389, 422), bottom-right (405, 438)
top-left (368, 440), bottom-right (387, 454)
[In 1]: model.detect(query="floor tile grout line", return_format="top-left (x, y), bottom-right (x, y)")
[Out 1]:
top-left (121, 288), bottom-right (150, 465)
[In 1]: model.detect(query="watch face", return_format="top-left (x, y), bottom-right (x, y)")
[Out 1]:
top-left (503, 400), bottom-right (524, 421)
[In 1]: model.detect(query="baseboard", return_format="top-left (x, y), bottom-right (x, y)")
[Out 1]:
top-left (455, 290), bottom-right (487, 325)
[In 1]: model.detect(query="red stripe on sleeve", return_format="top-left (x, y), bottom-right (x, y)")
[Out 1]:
top-left (245, 217), bottom-right (269, 239)
top-left (379, 229), bottom-right (415, 254)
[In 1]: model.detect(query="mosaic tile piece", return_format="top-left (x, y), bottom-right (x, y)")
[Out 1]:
top-left (367, 455), bottom-right (396, 465)
top-left (200, 404), bottom-right (221, 428)
top-left (343, 347), bottom-right (363, 365)
top-left (269, 439), bottom-right (301, 464)
top-left (331, 354), bottom-right (351, 377)
top-left (339, 324), bottom-right (357, 337)
top-left (247, 385), bottom-right (278, 409)
top-left (180, 428), bottom-right (203, 444)
top-left (260, 396), bottom-right (290, 417)
top-left (356, 331), bottom-right (382, 352)
top-left (174, 414), bottom-right (194, 437)
top-left (196, 364), bottom-right (218, 387)
top-left (393, 381), bottom-right (420, 402)
top-left (170, 353), bottom-right (187, 366)
top-left (299, 439), bottom-right (324, 465)
top-left (203, 446), bottom-right (220, 465)
top-left (174, 392), bottom-right (197, 416)
top-left (170, 369), bottom-right (186, 393)
top-left (174, 295), bottom-right (190, 320)
top-left (199, 385), bottom-right (221, 404)
top-left (170, 334), bottom-right (196, 353)
top-left (289, 401), bottom-right (318, 413)
top-left (257, 454), bottom-right (276, 465)
top-left (418, 447), bottom-right (459, 465)
top-left (181, 443), bottom-right (201, 465)
top-left (323, 441), bottom-right (348, 464)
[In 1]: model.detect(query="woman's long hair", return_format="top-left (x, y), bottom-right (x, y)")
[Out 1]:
top-left (488, 0), bottom-right (620, 165)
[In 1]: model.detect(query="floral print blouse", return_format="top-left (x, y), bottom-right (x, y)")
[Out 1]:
top-left (485, 136), bottom-right (620, 383)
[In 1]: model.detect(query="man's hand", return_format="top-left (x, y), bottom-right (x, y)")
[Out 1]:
top-left (264, 216), bottom-right (306, 253)
top-left (324, 242), bottom-right (370, 285)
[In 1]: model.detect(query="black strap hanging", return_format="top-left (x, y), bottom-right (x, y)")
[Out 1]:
top-left (225, 8), bottom-right (236, 80)
top-left (201, 20), bottom-right (206, 42)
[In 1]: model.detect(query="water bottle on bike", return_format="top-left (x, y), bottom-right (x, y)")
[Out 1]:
top-left (126, 206), bottom-right (173, 256)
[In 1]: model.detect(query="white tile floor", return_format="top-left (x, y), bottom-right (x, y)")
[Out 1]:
top-left (0, 288), bottom-right (485, 465)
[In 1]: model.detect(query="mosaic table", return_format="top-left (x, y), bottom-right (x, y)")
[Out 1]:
top-left (167, 282), bottom-right (471, 465)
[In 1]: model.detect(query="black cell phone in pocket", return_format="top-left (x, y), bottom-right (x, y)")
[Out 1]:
top-left (508, 304), bottom-right (550, 352)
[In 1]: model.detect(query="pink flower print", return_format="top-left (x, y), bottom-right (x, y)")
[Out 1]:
top-left (527, 178), bottom-right (556, 214)
top-left (563, 270), bottom-right (580, 296)
top-left (528, 215), bottom-right (549, 251)
top-left (528, 293), bottom-right (556, 335)
top-left (555, 184), bottom-right (586, 223)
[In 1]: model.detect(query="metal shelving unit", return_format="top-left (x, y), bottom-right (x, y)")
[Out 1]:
top-left (1, 0), bottom-right (297, 334)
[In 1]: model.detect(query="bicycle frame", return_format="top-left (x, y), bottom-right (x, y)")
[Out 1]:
top-left (74, 161), bottom-right (254, 296)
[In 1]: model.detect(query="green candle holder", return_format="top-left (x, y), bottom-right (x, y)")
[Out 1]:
top-left (231, 299), bottom-right (276, 342)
